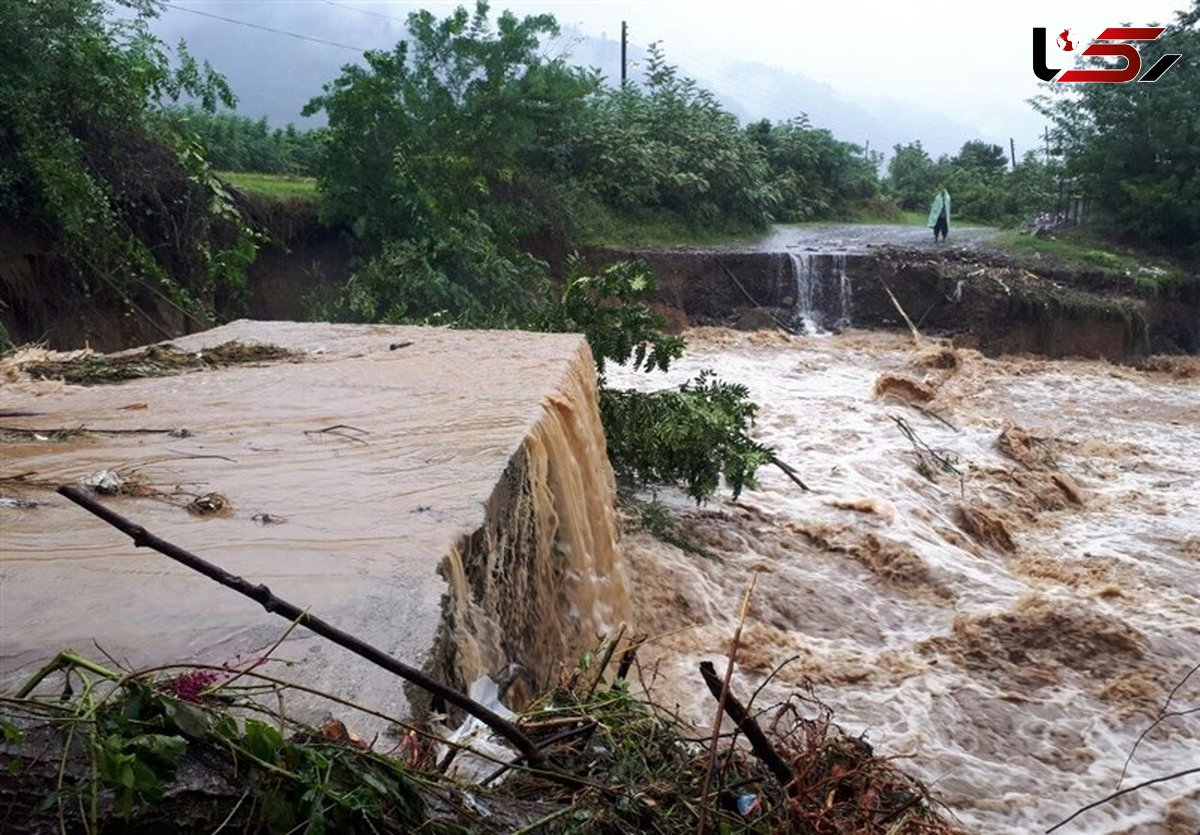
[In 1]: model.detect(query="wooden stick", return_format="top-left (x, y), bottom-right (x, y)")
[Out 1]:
top-left (55, 485), bottom-right (552, 776)
top-left (769, 455), bottom-right (811, 492)
top-left (699, 661), bottom-right (793, 789)
top-left (1046, 766), bottom-right (1200, 833)
top-left (0, 426), bottom-right (178, 436)
top-left (880, 279), bottom-right (923, 345)
top-left (914, 404), bottom-right (958, 432)
top-left (615, 637), bottom-right (642, 681)
top-left (697, 572), bottom-right (759, 834)
top-left (716, 259), bottom-right (800, 335)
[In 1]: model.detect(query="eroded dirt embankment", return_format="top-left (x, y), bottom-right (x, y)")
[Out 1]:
top-left (0, 192), bottom-right (351, 351)
top-left (591, 243), bottom-right (1199, 361)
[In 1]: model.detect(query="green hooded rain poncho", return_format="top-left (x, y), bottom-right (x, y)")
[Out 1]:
top-left (928, 189), bottom-right (951, 227)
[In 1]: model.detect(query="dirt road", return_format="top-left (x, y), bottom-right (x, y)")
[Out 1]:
top-left (749, 222), bottom-right (999, 253)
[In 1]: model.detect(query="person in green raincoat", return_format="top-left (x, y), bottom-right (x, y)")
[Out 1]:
top-left (928, 187), bottom-right (951, 242)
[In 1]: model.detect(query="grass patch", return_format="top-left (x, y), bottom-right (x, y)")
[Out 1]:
top-left (835, 197), bottom-right (922, 226)
top-left (991, 226), bottom-right (1187, 291)
top-left (575, 204), bottom-right (766, 247)
top-left (217, 171), bottom-right (318, 200)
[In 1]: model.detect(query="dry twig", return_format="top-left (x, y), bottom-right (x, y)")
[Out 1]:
top-left (697, 571), bottom-right (759, 833)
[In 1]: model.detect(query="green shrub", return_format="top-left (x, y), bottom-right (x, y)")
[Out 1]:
top-left (531, 257), bottom-right (769, 502)
top-left (601, 372), bottom-right (771, 502)
top-left (528, 256), bottom-right (684, 376)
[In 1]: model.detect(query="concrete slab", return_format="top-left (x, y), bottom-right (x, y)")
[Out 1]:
top-left (0, 321), bottom-right (617, 723)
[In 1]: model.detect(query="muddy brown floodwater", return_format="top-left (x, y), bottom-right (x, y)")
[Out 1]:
top-left (608, 327), bottom-right (1199, 835)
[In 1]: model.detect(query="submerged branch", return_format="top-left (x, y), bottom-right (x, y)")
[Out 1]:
top-left (769, 454), bottom-right (810, 492)
top-left (1046, 766), bottom-right (1200, 833)
top-left (699, 661), bottom-right (794, 789)
top-left (716, 259), bottom-right (800, 335)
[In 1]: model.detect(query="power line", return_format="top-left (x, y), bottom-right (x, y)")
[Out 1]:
top-left (322, 0), bottom-right (408, 25)
top-left (161, 2), bottom-right (367, 52)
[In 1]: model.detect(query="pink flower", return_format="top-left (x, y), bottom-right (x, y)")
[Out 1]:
top-left (161, 669), bottom-right (222, 703)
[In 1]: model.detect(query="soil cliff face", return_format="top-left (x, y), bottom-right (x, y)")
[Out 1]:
top-left (0, 194), bottom-right (352, 351)
top-left (589, 245), bottom-right (1198, 360)
top-left (5, 208), bottom-right (1195, 360)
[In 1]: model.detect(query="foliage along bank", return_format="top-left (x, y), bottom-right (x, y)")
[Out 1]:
top-left (0, 0), bottom-right (262, 348)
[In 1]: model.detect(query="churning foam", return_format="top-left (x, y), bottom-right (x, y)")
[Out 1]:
top-left (609, 327), bottom-right (1199, 834)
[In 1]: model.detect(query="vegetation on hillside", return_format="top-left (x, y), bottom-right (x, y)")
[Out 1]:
top-left (886, 139), bottom-right (1057, 226)
top-left (158, 107), bottom-right (324, 176)
top-left (1033, 2), bottom-right (1200, 257)
top-left (0, 0), bottom-right (260, 329)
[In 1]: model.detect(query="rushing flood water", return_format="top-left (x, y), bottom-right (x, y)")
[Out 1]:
top-left (608, 328), bottom-right (1199, 834)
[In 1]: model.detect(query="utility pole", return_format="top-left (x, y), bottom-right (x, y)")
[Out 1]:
top-left (1009, 137), bottom-right (1017, 170)
top-left (621, 21), bottom-right (627, 85)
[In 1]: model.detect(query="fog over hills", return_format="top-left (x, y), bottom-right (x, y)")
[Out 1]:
top-left (150, 3), bottom-right (1005, 160)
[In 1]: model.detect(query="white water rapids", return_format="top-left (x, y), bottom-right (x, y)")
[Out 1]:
top-left (608, 327), bottom-right (1199, 834)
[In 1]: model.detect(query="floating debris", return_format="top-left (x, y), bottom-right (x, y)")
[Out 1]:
top-left (0, 426), bottom-right (87, 443)
top-left (874, 373), bottom-right (936, 403)
top-left (303, 424), bottom-right (370, 445)
top-left (188, 492), bottom-right (231, 516)
top-left (251, 512), bottom-right (287, 526)
top-left (80, 469), bottom-right (127, 495)
top-left (5, 341), bottom-right (300, 386)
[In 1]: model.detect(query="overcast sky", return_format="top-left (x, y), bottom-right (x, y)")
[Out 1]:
top-left (150, 0), bottom-right (1192, 155)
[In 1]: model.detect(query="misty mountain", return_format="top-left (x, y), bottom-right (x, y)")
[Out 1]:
top-left (703, 62), bottom-right (986, 159)
top-left (149, 4), bottom-right (988, 160)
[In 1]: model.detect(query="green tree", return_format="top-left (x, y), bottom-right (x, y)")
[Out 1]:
top-left (569, 44), bottom-right (778, 231)
top-left (746, 117), bottom-right (879, 221)
top-left (303, 1), bottom-right (598, 319)
top-left (953, 141), bottom-right (1009, 174)
top-left (886, 141), bottom-right (938, 210)
top-left (0, 0), bottom-right (256, 329)
top-left (1033, 2), bottom-right (1200, 253)
top-left (944, 142), bottom-right (1001, 224)
top-left (158, 108), bottom-right (324, 175)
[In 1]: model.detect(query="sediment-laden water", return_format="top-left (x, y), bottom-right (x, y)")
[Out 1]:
top-left (609, 328), bottom-right (1199, 834)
